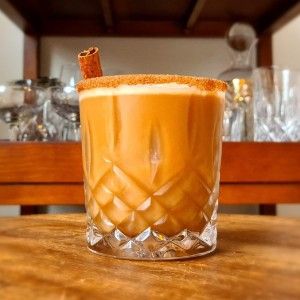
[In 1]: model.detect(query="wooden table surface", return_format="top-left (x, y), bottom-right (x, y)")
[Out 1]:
top-left (0, 214), bottom-right (299, 300)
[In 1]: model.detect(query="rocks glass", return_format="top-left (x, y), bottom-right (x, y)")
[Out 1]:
top-left (253, 67), bottom-right (300, 142)
top-left (77, 75), bottom-right (226, 260)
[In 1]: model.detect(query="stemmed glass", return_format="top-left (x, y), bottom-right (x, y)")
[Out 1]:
top-left (0, 83), bottom-right (47, 141)
top-left (0, 84), bottom-right (21, 140)
top-left (60, 63), bottom-right (81, 87)
top-left (50, 86), bottom-right (80, 141)
top-left (50, 63), bottom-right (81, 141)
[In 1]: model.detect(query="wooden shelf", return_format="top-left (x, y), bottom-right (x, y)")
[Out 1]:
top-left (1, 0), bottom-right (299, 37)
top-left (0, 142), bottom-right (299, 205)
top-left (0, 1), bottom-right (299, 209)
top-left (1, 1), bottom-right (299, 83)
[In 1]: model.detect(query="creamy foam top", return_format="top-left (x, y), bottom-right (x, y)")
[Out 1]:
top-left (79, 83), bottom-right (224, 101)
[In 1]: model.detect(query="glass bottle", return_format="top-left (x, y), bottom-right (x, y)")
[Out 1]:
top-left (219, 23), bottom-right (257, 141)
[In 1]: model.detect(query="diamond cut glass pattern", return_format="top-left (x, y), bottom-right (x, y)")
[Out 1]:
top-left (79, 77), bottom-right (225, 259)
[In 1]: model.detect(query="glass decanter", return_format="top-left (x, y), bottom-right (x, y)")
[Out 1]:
top-left (218, 22), bottom-right (257, 141)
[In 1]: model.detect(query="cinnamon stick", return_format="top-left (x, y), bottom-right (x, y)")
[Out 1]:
top-left (78, 47), bottom-right (103, 79)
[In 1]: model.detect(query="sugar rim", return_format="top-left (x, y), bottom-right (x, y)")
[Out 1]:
top-left (76, 74), bottom-right (227, 92)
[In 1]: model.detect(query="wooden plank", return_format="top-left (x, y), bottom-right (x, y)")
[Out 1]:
top-left (0, 184), bottom-right (84, 205)
top-left (0, 2), bottom-right (39, 79)
top-left (0, 142), bottom-right (83, 183)
top-left (261, 1), bottom-right (300, 34)
top-left (23, 34), bottom-right (39, 79)
top-left (0, 0), bottom-right (29, 32)
top-left (41, 19), bottom-right (230, 37)
top-left (221, 142), bottom-right (300, 183)
top-left (100, 0), bottom-right (114, 31)
top-left (256, 32), bottom-right (275, 213)
top-left (191, 20), bottom-right (231, 36)
top-left (114, 20), bottom-right (183, 36)
top-left (0, 214), bottom-right (299, 299)
top-left (186, 0), bottom-right (207, 30)
top-left (41, 19), bottom-right (106, 36)
top-left (257, 33), bottom-right (273, 66)
top-left (220, 183), bottom-right (300, 204)
top-left (3, 0), bottom-right (300, 38)
top-left (0, 142), bottom-right (300, 183)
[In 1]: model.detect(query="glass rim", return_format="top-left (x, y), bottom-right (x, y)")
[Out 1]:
top-left (253, 65), bottom-right (300, 74)
top-left (76, 74), bottom-right (227, 93)
top-left (0, 83), bottom-right (46, 93)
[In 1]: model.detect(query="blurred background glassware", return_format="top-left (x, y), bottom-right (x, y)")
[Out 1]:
top-left (281, 70), bottom-right (300, 141)
top-left (0, 82), bottom-right (47, 141)
top-left (50, 86), bottom-right (80, 141)
top-left (12, 78), bottom-right (61, 141)
top-left (0, 84), bottom-right (22, 140)
top-left (253, 67), bottom-right (300, 142)
top-left (219, 22), bottom-right (257, 141)
top-left (34, 77), bottom-right (63, 141)
top-left (60, 63), bottom-right (81, 87)
top-left (47, 63), bottom-right (81, 141)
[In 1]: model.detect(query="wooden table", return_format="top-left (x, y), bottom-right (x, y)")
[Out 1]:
top-left (0, 214), bottom-right (299, 299)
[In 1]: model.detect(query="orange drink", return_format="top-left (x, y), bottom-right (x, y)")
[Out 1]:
top-left (78, 74), bottom-right (226, 259)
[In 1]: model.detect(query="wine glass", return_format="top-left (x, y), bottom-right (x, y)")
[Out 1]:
top-left (0, 84), bottom-right (21, 140)
top-left (34, 77), bottom-right (63, 141)
top-left (60, 63), bottom-right (81, 87)
top-left (0, 83), bottom-right (47, 141)
top-left (50, 86), bottom-right (80, 141)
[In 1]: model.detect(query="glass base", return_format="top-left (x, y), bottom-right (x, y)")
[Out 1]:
top-left (86, 220), bottom-right (217, 261)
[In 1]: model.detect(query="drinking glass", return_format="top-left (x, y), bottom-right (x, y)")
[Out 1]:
top-left (0, 83), bottom-right (47, 141)
top-left (281, 70), bottom-right (300, 141)
top-left (77, 75), bottom-right (226, 260)
top-left (0, 84), bottom-right (21, 140)
top-left (50, 86), bottom-right (80, 141)
top-left (60, 63), bottom-right (81, 87)
top-left (253, 67), bottom-right (300, 141)
top-left (11, 78), bottom-right (63, 141)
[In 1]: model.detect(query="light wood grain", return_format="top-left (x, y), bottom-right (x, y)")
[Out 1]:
top-left (0, 214), bottom-right (299, 299)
